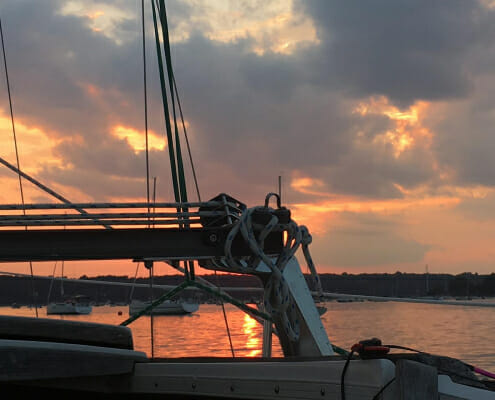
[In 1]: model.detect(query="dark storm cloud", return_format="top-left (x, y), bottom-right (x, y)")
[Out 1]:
top-left (0, 0), bottom-right (170, 138)
top-left (159, 0), bottom-right (495, 201)
top-left (427, 76), bottom-right (495, 188)
top-left (159, 34), bottom-right (356, 200)
top-left (171, 33), bottom-right (445, 201)
top-left (322, 144), bottom-right (436, 198)
top-left (1, 1), bottom-right (494, 204)
top-left (296, 0), bottom-right (495, 106)
top-left (0, 0), bottom-right (174, 199)
top-left (47, 135), bottom-right (170, 178)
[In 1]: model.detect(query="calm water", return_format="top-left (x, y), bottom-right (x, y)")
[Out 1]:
top-left (2, 300), bottom-right (495, 372)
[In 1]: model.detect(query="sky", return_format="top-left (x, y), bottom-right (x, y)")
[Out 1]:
top-left (0, 0), bottom-right (495, 278)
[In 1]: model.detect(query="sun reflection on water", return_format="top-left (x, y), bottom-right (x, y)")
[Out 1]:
top-left (242, 313), bottom-right (261, 357)
top-left (3, 303), bottom-right (495, 371)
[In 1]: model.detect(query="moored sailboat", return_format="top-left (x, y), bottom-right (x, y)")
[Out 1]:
top-left (46, 261), bottom-right (92, 315)
top-left (129, 299), bottom-right (198, 316)
top-left (46, 295), bottom-right (92, 315)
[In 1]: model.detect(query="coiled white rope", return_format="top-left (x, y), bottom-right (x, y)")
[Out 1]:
top-left (300, 225), bottom-right (324, 298)
top-left (219, 204), bottom-right (323, 342)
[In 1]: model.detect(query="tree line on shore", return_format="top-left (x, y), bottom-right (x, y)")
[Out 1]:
top-left (0, 272), bottom-right (493, 306)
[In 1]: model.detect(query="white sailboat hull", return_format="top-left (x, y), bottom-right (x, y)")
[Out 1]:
top-left (129, 300), bottom-right (199, 316)
top-left (46, 302), bottom-right (92, 315)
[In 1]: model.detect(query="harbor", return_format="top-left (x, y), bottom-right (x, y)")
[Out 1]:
top-left (2, 301), bottom-right (495, 372)
top-left (0, 0), bottom-right (494, 398)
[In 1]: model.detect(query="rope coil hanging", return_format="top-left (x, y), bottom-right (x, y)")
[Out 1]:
top-left (216, 193), bottom-right (323, 342)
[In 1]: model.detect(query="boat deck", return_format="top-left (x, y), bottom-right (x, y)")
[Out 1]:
top-left (0, 315), bottom-right (493, 399)
top-left (0, 315), bottom-right (133, 349)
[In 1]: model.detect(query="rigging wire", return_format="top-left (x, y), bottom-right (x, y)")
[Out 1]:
top-left (141, 1), bottom-right (155, 359)
top-left (150, 178), bottom-right (158, 358)
top-left (152, 176), bottom-right (157, 227)
top-left (149, 262), bottom-right (155, 359)
top-left (0, 156), bottom-right (112, 229)
top-left (152, 0), bottom-right (193, 282)
top-left (151, 0), bottom-right (180, 203)
top-left (215, 270), bottom-right (235, 357)
top-left (47, 261), bottom-right (58, 305)
top-left (155, 4), bottom-right (191, 299)
top-left (128, 262), bottom-right (140, 304)
top-left (142, 0), bottom-right (151, 223)
top-left (0, 16), bottom-right (38, 317)
top-left (172, 75), bottom-right (200, 202)
top-left (156, 0), bottom-right (187, 204)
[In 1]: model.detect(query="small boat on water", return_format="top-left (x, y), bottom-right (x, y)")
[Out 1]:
top-left (46, 295), bottom-right (92, 315)
top-left (129, 300), bottom-right (199, 316)
top-left (45, 257), bottom-right (92, 315)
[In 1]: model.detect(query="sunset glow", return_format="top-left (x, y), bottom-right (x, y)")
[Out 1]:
top-left (112, 125), bottom-right (165, 153)
top-left (354, 97), bottom-right (433, 158)
top-left (288, 194), bottom-right (461, 235)
top-left (0, 1), bottom-right (494, 277)
top-left (0, 113), bottom-right (62, 174)
top-left (290, 177), bottom-right (329, 197)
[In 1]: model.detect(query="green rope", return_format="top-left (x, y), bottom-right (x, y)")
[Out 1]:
top-left (188, 280), bottom-right (272, 322)
top-left (332, 344), bottom-right (350, 357)
top-left (155, 1), bottom-right (194, 278)
top-left (157, 0), bottom-right (188, 204)
top-left (120, 280), bottom-right (189, 326)
top-left (151, 0), bottom-right (180, 202)
top-left (119, 277), bottom-right (270, 326)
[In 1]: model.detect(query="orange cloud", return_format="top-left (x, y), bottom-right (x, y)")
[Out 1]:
top-left (354, 96), bottom-right (433, 158)
top-left (287, 173), bottom-right (495, 274)
top-left (290, 177), bottom-right (330, 197)
top-left (87, 11), bottom-right (104, 20)
top-left (0, 112), bottom-right (63, 174)
top-left (288, 187), bottom-right (460, 235)
top-left (112, 125), bottom-right (166, 154)
top-left (83, 83), bottom-right (101, 97)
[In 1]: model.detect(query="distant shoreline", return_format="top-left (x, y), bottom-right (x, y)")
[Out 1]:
top-left (0, 271), bottom-right (493, 307)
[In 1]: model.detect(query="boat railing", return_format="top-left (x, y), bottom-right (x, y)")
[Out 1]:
top-left (0, 200), bottom-right (244, 229)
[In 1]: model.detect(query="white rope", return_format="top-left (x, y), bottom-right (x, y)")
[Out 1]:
top-left (219, 205), bottom-right (323, 342)
top-left (300, 226), bottom-right (324, 298)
